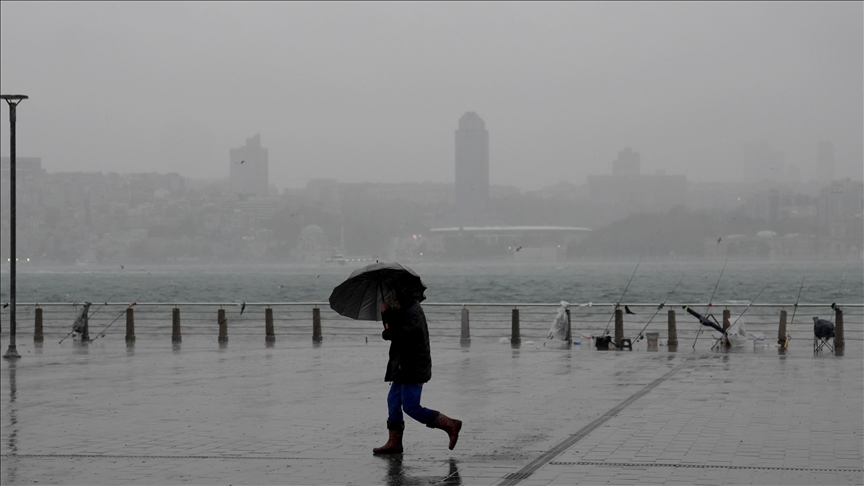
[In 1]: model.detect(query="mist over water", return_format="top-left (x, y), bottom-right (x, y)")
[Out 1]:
top-left (3, 261), bottom-right (861, 305)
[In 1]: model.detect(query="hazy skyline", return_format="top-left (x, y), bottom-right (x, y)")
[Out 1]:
top-left (1, 2), bottom-right (861, 191)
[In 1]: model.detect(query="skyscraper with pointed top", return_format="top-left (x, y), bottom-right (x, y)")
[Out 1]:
top-left (455, 112), bottom-right (489, 224)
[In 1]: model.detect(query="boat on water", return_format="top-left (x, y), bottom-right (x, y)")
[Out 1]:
top-left (325, 254), bottom-right (347, 265)
top-left (324, 254), bottom-right (377, 266)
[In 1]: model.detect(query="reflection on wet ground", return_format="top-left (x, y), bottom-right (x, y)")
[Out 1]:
top-left (4, 361), bottom-right (17, 485)
top-left (0, 337), bottom-right (861, 485)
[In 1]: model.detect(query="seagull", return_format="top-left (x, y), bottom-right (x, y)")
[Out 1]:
top-left (120, 265), bottom-right (124, 269)
top-left (717, 237), bottom-right (722, 244)
top-left (279, 284), bottom-right (284, 289)
top-left (239, 160), bottom-right (246, 164)
top-left (515, 246), bottom-right (522, 252)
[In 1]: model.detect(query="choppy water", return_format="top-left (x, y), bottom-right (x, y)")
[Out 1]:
top-left (2, 260), bottom-right (861, 305)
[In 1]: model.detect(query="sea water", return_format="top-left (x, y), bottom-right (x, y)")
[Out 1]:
top-left (1, 260), bottom-right (860, 305)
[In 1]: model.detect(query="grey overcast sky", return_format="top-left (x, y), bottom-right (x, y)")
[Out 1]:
top-left (1, 1), bottom-right (861, 191)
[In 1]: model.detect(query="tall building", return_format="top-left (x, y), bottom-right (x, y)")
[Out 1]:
top-left (455, 112), bottom-right (489, 224)
top-left (612, 147), bottom-right (640, 176)
top-left (586, 148), bottom-right (687, 219)
top-left (229, 134), bottom-right (269, 196)
top-left (816, 141), bottom-right (835, 183)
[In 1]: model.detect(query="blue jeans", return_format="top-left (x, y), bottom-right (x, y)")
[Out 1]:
top-left (387, 382), bottom-right (438, 426)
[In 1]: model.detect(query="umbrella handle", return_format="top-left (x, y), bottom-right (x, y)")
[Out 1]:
top-left (379, 280), bottom-right (388, 329)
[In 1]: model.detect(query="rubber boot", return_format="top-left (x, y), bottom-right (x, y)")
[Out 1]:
top-left (373, 420), bottom-right (404, 455)
top-left (430, 412), bottom-right (462, 450)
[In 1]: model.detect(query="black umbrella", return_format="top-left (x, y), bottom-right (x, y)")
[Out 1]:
top-left (329, 261), bottom-right (427, 321)
top-left (683, 306), bottom-right (726, 334)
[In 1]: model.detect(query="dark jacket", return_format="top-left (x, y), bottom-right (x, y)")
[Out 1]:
top-left (382, 301), bottom-right (432, 384)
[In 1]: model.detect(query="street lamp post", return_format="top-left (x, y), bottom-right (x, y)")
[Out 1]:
top-left (2, 94), bottom-right (28, 359)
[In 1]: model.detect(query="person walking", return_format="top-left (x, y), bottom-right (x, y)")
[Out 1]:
top-left (373, 287), bottom-right (463, 455)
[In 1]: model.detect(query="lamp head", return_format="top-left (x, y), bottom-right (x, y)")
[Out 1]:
top-left (0, 95), bottom-right (29, 105)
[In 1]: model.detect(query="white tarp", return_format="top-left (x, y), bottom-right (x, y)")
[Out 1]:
top-left (71, 302), bottom-right (92, 337)
top-left (547, 301), bottom-right (570, 341)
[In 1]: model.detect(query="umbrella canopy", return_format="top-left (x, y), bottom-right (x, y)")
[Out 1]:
top-left (329, 261), bottom-right (426, 321)
top-left (684, 306), bottom-right (726, 334)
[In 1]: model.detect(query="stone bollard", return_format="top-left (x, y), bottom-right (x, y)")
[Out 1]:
top-left (614, 308), bottom-right (623, 347)
top-left (511, 308), bottom-right (520, 345)
top-left (835, 309), bottom-right (844, 349)
top-left (777, 310), bottom-right (787, 346)
top-left (460, 307), bottom-right (470, 345)
top-left (218, 309), bottom-right (228, 343)
top-left (722, 309), bottom-right (731, 347)
top-left (125, 308), bottom-right (135, 343)
top-left (565, 308), bottom-right (572, 347)
top-left (668, 310), bottom-right (678, 349)
top-left (265, 308), bottom-right (275, 343)
top-left (312, 307), bottom-right (322, 343)
top-left (34, 307), bottom-right (43, 343)
top-left (172, 308), bottom-right (181, 343)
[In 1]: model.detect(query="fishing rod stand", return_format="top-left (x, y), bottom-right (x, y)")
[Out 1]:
top-left (693, 313), bottom-right (725, 349)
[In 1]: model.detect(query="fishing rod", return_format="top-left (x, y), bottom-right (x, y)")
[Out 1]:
top-left (710, 284), bottom-right (768, 350)
top-left (634, 276), bottom-right (685, 343)
top-left (58, 302), bottom-right (93, 345)
top-left (89, 284), bottom-right (157, 343)
top-left (86, 289), bottom-right (121, 320)
top-left (58, 289), bottom-right (125, 344)
top-left (830, 271), bottom-right (846, 324)
top-left (783, 277), bottom-right (805, 351)
top-left (692, 258), bottom-right (728, 349)
top-left (58, 306), bottom-right (86, 345)
top-left (601, 257), bottom-right (642, 337)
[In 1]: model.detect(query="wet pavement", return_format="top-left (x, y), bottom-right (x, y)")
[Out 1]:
top-left (1, 336), bottom-right (862, 485)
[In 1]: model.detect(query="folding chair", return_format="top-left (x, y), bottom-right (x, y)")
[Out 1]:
top-left (813, 317), bottom-right (835, 354)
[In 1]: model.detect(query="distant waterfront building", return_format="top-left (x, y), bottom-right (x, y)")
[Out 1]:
top-left (586, 148), bottom-right (686, 216)
top-left (816, 141), bottom-right (835, 183)
top-left (229, 134), bottom-right (269, 196)
top-left (289, 224), bottom-right (331, 262)
top-left (1, 156), bottom-right (46, 224)
top-left (305, 179), bottom-right (342, 214)
top-left (817, 179), bottom-right (863, 223)
top-left (612, 147), bottom-right (640, 176)
top-left (455, 112), bottom-right (489, 225)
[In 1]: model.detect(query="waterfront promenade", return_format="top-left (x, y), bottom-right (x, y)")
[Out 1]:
top-left (1, 335), bottom-right (862, 485)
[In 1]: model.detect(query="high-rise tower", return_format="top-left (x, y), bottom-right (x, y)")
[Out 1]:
top-left (229, 134), bottom-right (269, 196)
top-left (455, 112), bottom-right (489, 224)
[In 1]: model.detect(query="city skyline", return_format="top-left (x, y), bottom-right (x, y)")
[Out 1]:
top-left (1, 2), bottom-right (861, 192)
